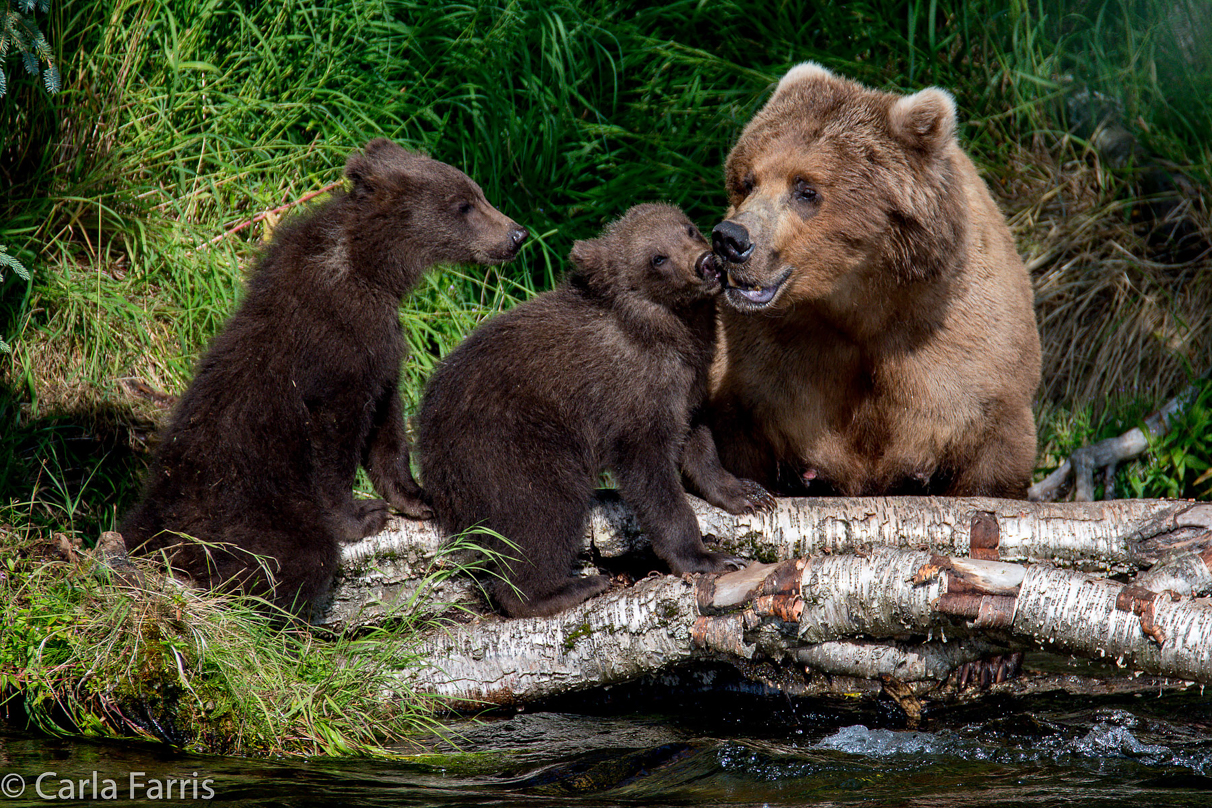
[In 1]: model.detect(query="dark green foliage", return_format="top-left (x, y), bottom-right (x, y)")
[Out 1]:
top-left (1, 0), bottom-right (1209, 542)
top-left (0, 1), bottom-right (59, 98)
top-left (1123, 377), bottom-right (1212, 500)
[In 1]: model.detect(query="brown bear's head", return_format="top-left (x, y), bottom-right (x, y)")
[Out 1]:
top-left (569, 203), bottom-right (720, 308)
top-left (713, 62), bottom-right (966, 314)
top-left (344, 139), bottom-right (528, 287)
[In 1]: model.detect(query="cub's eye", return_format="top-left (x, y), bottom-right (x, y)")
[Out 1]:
top-left (741, 173), bottom-right (756, 195)
top-left (651, 254), bottom-right (668, 268)
top-left (792, 178), bottom-right (819, 203)
top-left (458, 201), bottom-right (473, 215)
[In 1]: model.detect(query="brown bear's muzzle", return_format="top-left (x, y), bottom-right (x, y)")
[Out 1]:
top-left (713, 205), bottom-right (792, 310)
top-left (712, 220), bottom-right (754, 264)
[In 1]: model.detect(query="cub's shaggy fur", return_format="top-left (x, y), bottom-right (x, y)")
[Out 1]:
top-left (709, 63), bottom-right (1041, 498)
top-left (418, 204), bottom-right (773, 618)
top-left (120, 139), bottom-right (527, 614)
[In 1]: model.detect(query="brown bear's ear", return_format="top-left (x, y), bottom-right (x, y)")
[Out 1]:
top-left (772, 61), bottom-right (835, 99)
top-left (569, 239), bottom-right (600, 271)
top-left (889, 87), bottom-right (957, 153)
top-left (362, 138), bottom-right (400, 160)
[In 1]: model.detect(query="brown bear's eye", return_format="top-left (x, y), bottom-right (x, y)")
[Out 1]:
top-left (651, 254), bottom-right (667, 268)
top-left (686, 225), bottom-right (699, 239)
top-left (458, 201), bottom-right (473, 215)
top-left (792, 178), bottom-right (818, 203)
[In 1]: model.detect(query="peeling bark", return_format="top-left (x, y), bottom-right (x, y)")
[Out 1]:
top-left (388, 545), bottom-right (1212, 709)
top-left (323, 496), bottom-right (1212, 628)
top-left (399, 575), bottom-right (699, 709)
top-left (319, 495), bottom-right (1212, 708)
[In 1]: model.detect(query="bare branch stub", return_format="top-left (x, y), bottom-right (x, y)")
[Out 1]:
top-left (1029, 371), bottom-right (1208, 503)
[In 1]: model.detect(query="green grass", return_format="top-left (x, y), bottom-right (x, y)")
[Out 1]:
top-left (0, 0), bottom-right (1206, 591)
top-left (0, 526), bottom-right (470, 756)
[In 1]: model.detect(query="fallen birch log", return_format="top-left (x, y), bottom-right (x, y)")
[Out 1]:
top-left (400, 546), bottom-right (1212, 710)
top-left (318, 495), bottom-right (1212, 629)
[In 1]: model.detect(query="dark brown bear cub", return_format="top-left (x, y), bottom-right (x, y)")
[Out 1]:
top-left (120, 139), bottom-right (527, 615)
top-left (417, 204), bottom-right (773, 618)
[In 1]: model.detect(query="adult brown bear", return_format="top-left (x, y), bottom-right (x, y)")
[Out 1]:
top-left (709, 63), bottom-right (1041, 498)
top-left (120, 139), bottom-right (527, 615)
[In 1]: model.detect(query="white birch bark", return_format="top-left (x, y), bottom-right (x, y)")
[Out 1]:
top-left (398, 575), bottom-right (698, 709)
top-left (1013, 564), bottom-right (1212, 682)
top-left (323, 496), bottom-right (1210, 629)
top-left (1134, 551), bottom-right (1212, 597)
top-left (596, 493), bottom-right (1185, 566)
top-left (792, 639), bottom-right (1004, 681)
top-left (794, 549), bottom-right (942, 642)
top-left (396, 548), bottom-right (1212, 708)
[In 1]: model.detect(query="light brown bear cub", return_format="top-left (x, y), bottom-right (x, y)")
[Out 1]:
top-left (419, 204), bottom-right (774, 618)
top-left (709, 63), bottom-right (1041, 499)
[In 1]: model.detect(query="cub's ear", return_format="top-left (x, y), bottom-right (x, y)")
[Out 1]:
top-left (345, 152), bottom-right (378, 199)
top-left (362, 138), bottom-right (401, 160)
top-left (889, 87), bottom-right (957, 153)
top-left (346, 139), bottom-right (410, 199)
top-left (570, 238), bottom-right (602, 273)
top-left (569, 238), bottom-right (614, 294)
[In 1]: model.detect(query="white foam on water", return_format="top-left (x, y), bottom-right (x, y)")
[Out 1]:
top-left (812, 725), bottom-right (944, 758)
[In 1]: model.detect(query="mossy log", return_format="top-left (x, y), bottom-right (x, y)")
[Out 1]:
top-left (318, 495), bottom-right (1212, 710)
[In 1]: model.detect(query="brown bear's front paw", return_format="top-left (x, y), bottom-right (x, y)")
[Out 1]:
top-left (702, 477), bottom-right (776, 515)
top-left (953, 651), bottom-right (1024, 690)
top-left (335, 498), bottom-right (391, 542)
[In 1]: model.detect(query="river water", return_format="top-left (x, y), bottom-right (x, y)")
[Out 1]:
top-left (3, 672), bottom-right (1211, 807)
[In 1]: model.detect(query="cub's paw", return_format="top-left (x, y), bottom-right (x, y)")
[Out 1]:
top-left (498, 574), bottom-right (611, 618)
top-left (671, 547), bottom-right (749, 575)
top-left (354, 498), bottom-right (391, 536)
top-left (335, 499), bottom-right (391, 543)
top-left (735, 479), bottom-right (776, 513)
top-left (387, 491), bottom-right (434, 521)
top-left (703, 477), bottom-right (776, 515)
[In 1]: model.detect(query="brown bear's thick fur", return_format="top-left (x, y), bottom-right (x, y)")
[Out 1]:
top-left (119, 139), bottom-right (527, 614)
top-left (417, 204), bottom-right (773, 618)
top-left (708, 63), bottom-right (1041, 498)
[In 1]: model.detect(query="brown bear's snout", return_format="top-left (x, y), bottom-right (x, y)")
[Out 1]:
top-left (712, 220), bottom-right (754, 264)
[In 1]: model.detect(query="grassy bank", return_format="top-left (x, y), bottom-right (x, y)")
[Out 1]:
top-left (0, 0), bottom-right (1209, 753)
top-left (0, 526), bottom-right (464, 756)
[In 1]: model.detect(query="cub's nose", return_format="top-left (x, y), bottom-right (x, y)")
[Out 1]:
top-left (712, 220), bottom-right (754, 263)
top-left (509, 226), bottom-right (529, 250)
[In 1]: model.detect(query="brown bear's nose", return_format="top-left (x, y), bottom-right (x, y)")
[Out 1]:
top-left (509, 226), bottom-right (529, 250)
top-left (712, 220), bottom-right (754, 263)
